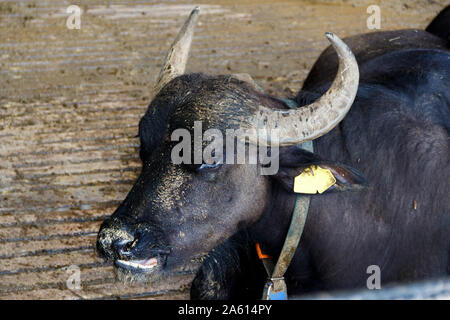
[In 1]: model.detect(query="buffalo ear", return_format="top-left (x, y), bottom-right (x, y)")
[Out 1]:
top-left (273, 147), bottom-right (367, 194)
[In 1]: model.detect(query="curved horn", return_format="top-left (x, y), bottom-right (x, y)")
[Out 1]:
top-left (251, 32), bottom-right (359, 146)
top-left (153, 7), bottom-right (200, 95)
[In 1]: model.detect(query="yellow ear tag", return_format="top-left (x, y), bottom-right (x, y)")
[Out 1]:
top-left (293, 165), bottom-right (336, 194)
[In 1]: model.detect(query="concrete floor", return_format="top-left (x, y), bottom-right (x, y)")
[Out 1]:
top-left (0, 0), bottom-right (446, 299)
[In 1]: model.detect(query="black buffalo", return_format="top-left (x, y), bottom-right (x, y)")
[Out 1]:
top-left (97, 6), bottom-right (450, 299)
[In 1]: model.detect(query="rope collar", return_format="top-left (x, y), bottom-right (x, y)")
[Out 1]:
top-left (258, 99), bottom-right (313, 300)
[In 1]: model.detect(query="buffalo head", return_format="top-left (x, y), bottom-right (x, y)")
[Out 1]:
top-left (96, 7), bottom-right (363, 284)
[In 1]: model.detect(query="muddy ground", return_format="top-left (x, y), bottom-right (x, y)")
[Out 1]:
top-left (0, 0), bottom-right (447, 299)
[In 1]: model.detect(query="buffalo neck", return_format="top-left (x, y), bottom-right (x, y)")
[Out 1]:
top-left (247, 181), bottom-right (298, 259)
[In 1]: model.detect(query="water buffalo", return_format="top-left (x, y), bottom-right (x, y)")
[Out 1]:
top-left (96, 6), bottom-right (450, 299)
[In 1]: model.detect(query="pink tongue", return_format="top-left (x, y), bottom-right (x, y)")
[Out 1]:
top-left (143, 258), bottom-right (158, 267)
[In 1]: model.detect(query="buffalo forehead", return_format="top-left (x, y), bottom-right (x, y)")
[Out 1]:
top-left (165, 74), bottom-right (264, 131)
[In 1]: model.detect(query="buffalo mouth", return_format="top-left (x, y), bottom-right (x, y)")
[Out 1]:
top-left (112, 251), bottom-right (208, 284)
top-left (113, 254), bottom-right (169, 284)
top-left (114, 253), bottom-right (167, 273)
top-left (115, 257), bottom-right (160, 271)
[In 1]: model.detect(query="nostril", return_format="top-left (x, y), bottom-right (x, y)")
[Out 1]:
top-left (112, 239), bottom-right (134, 258)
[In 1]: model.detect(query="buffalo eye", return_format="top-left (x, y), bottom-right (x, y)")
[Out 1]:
top-left (195, 157), bottom-right (223, 172)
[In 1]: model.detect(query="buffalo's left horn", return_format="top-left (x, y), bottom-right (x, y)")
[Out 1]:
top-left (250, 32), bottom-right (359, 146)
top-left (153, 7), bottom-right (200, 95)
